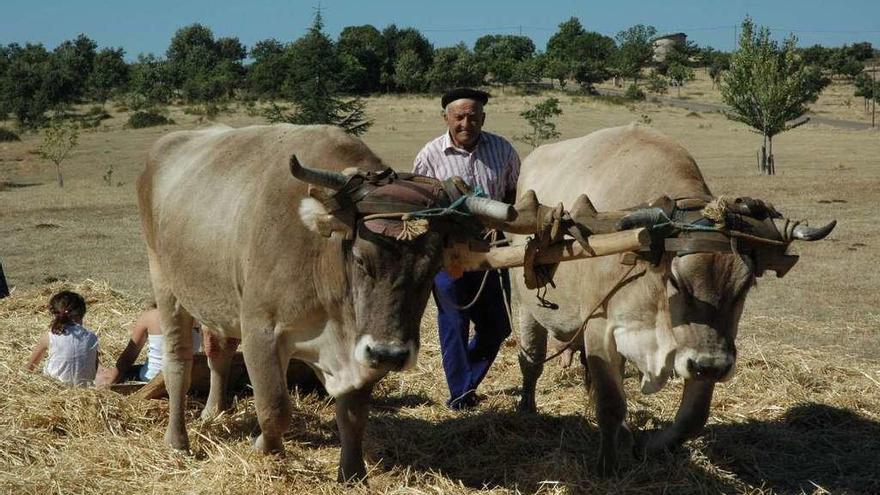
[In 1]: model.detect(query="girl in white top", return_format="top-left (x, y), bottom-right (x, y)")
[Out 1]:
top-left (95, 304), bottom-right (202, 385)
top-left (27, 291), bottom-right (99, 386)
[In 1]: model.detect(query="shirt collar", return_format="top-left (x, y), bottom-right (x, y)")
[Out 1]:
top-left (443, 131), bottom-right (482, 154)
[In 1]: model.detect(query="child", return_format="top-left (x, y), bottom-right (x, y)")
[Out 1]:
top-left (26, 290), bottom-right (99, 386)
top-left (94, 303), bottom-right (204, 385)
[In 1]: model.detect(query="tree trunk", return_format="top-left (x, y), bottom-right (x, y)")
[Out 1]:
top-left (759, 134), bottom-right (768, 174)
top-left (768, 136), bottom-right (775, 175)
top-left (56, 162), bottom-right (64, 187)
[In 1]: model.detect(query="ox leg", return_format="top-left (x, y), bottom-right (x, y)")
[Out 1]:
top-left (517, 311), bottom-right (548, 413)
top-left (644, 379), bottom-right (715, 455)
top-left (242, 323), bottom-right (290, 455)
top-left (335, 384), bottom-right (374, 483)
top-left (200, 332), bottom-right (240, 421)
top-left (585, 351), bottom-right (627, 477)
top-left (156, 294), bottom-right (195, 451)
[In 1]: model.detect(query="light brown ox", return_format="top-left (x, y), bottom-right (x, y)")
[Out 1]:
top-left (511, 124), bottom-right (834, 475)
top-left (137, 124), bottom-right (525, 481)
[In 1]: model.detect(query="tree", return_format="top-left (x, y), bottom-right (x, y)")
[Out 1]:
top-left (337, 25), bottom-right (386, 93)
top-left (392, 50), bottom-right (426, 92)
top-left (663, 47), bottom-right (695, 97)
top-left (646, 71), bottom-right (669, 95)
top-left (515, 97), bottom-right (563, 148)
top-left (165, 24), bottom-right (244, 102)
top-left (52, 34), bottom-right (97, 103)
top-left (854, 72), bottom-right (879, 112)
top-left (247, 39), bottom-right (287, 98)
top-left (39, 119), bottom-right (79, 187)
top-left (87, 47), bottom-right (129, 106)
top-left (426, 43), bottom-right (485, 91)
top-left (381, 25), bottom-right (433, 92)
top-left (704, 49), bottom-right (731, 89)
top-left (474, 34), bottom-right (535, 84)
top-left (666, 60), bottom-right (694, 97)
top-left (545, 18), bottom-right (616, 90)
top-left (268, 12), bottom-right (372, 136)
top-left (720, 17), bottom-right (825, 175)
top-left (166, 23), bottom-right (215, 90)
top-left (613, 24), bottom-right (656, 85)
top-left (0, 43), bottom-right (53, 128)
top-left (129, 54), bottom-right (174, 107)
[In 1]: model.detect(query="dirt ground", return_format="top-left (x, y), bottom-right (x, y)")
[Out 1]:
top-left (1, 88), bottom-right (879, 494)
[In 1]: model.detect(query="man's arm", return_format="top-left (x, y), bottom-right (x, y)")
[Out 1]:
top-left (413, 150), bottom-right (433, 177)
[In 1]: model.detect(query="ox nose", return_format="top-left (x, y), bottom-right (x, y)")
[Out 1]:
top-left (364, 343), bottom-right (411, 370)
top-left (686, 357), bottom-right (734, 381)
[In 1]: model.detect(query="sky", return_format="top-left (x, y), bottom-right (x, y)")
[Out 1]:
top-left (2, 0), bottom-right (879, 59)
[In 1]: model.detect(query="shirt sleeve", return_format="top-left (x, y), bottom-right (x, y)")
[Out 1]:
top-left (413, 148), bottom-right (432, 176)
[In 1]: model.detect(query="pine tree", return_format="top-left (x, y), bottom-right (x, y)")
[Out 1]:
top-left (268, 11), bottom-right (372, 136)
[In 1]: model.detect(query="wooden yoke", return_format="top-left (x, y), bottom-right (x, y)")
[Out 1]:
top-left (444, 228), bottom-right (650, 273)
top-left (444, 190), bottom-right (652, 274)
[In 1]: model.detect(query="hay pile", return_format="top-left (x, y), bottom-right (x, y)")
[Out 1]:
top-left (1, 280), bottom-right (879, 494)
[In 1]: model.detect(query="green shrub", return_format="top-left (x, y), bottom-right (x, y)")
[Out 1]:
top-left (183, 103), bottom-right (226, 120)
top-left (591, 94), bottom-right (629, 106)
top-left (624, 83), bottom-right (646, 101)
top-left (76, 107), bottom-right (112, 129)
top-left (0, 127), bottom-right (21, 142)
top-left (127, 111), bottom-right (174, 129)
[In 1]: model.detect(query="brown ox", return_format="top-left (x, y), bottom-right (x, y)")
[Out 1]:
top-left (138, 124), bottom-right (520, 481)
top-left (512, 124), bottom-right (834, 475)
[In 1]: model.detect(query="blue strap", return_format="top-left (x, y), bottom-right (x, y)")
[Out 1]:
top-left (403, 186), bottom-right (487, 219)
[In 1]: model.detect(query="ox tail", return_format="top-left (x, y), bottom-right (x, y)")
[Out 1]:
top-left (136, 160), bottom-right (159, 250)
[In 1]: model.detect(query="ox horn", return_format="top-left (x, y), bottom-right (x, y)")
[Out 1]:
top-left (791, 220), bottom-right (837, 241)
top-left (772, 218), bottom-right (837, 242)
top-left (463, 196), bottom-right (515, 224)
top-left (289, 154), bottom-right (349, 191)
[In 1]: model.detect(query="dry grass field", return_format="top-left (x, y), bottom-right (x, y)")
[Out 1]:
top-left (1, 88), bottom-right (879, 494)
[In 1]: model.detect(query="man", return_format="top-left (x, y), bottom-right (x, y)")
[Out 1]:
top-left (0, 260), bottom-right (8, 299)
top-left (413, 88), bottom-right (520, 410)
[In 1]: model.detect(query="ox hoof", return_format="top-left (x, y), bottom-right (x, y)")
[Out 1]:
top-left (593, 457), bottom-right (619, 478)
top-left (252, 433), bottom-right (285, 455)
top-left (164, 429), bottom-right (190, 451)
top-left (642, 431), bottom-right (684, 458)
top-left (337, 463), bottom-right (368, 484)
top-left (199, 402), bottom-right (228, 422)
top-left (517, 398), bottom-right (537, 414)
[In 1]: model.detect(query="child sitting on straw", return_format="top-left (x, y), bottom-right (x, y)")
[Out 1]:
top-left (94, 303), bottom-right (205, 385)
top-left (26, 290), bottom-right (99, 386)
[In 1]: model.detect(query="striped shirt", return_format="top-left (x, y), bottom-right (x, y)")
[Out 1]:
top-left (413, 131), bottom-right (520, 201)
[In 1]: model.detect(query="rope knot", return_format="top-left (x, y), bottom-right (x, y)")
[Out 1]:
top-left (701, 196), bottom-right (730, 227)
top-left (395, 217), bottom-right (429, 241)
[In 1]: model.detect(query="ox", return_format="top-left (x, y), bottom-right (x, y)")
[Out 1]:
top-left (512, 124), bottom-right (834, 475)
top-left (137, 124), bottom-right (524, 481)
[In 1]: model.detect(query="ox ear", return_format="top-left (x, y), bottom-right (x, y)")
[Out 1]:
top-left (298, 197), bottom-right (353, 238)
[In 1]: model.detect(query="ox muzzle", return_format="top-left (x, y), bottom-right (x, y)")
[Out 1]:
top-left (353, 335), bottom-right (417, 371)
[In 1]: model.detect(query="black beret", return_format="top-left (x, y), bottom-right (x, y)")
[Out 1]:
top-left (441, 88), bottom-right (490, 108)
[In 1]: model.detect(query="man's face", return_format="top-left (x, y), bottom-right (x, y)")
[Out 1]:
top-left (443, 99), bottom-right (485, 151)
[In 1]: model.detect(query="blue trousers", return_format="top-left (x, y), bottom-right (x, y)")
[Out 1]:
top-left (432, 269), bottom-right (512, 406)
